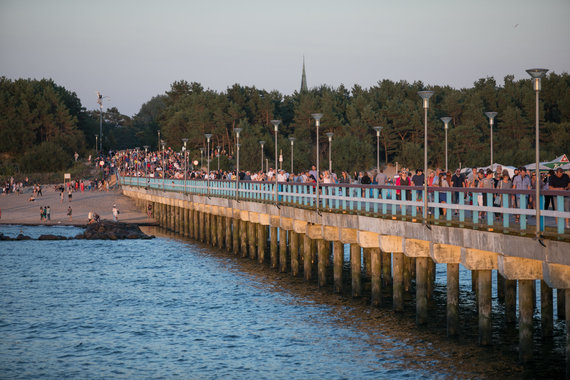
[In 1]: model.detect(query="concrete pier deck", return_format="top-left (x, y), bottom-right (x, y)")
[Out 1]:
top-left (0, 187), bottom-right (155, 226)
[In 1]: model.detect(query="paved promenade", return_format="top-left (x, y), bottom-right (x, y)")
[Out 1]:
top-left (0, 187), bottom-right (154, 226)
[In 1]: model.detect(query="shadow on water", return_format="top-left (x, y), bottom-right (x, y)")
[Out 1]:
top-left (142, 226), bottom-right (565, 379)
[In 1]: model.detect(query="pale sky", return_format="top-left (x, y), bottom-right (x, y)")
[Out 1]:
top-left (1, 0), bottom-right (569, 116)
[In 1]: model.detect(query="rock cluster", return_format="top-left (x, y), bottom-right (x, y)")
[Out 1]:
top-left (0, 221), bottom-right (153, 241)
top-left (75, 221), bottom-right (153, 240)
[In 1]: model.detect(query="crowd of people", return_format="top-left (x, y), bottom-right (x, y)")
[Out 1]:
top-left (116, 147), bottom-right (570, 227)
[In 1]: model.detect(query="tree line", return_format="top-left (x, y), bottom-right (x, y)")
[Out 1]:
top-left (1, 73), bottom-right (569, 175)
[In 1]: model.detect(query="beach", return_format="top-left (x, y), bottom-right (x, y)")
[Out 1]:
top-left (0, 186), bottom-right (154, 226)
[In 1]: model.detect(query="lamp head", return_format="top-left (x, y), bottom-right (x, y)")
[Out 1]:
top-left (205, 133), bottom-right (212, 142)
top-left (372, 126), bottom-right (382, 136)
top-left (311, 113), bottom-right (323, 126)
top-left (418, 90), bottom-right (434, 109)
top-left (235, 128), bottom-right (242, 138)
top-left (440, 117), bottom-right (452, 129)
top-left (271, 120), bottom-right (282, 132)
top-left (325, 132), bottom-right (334, 141)
top-left (288, 137), bottom-right (296, 145)
top-left (484, 112), bottom-right (497, 125)
top-left (259, 140), bottom-right (265, 147)
top-left (526, 68), bottom-right (548, 91)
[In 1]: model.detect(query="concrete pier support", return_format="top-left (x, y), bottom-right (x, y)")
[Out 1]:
top-left (279, 229), bottom-right (288, 273)
top-left (519, 279), bottom-right (534, 363)
top-left (404, 256), bottom-right (412, 292)
top-left (505, 279), bottom-right (517, 324)
top-left (217, 212), bottom-right (224, 250)
top-left (257, 224), bottom-right (266, 264)
top-left (427, 258), bottom-right (435, 300)
top-left (303, 236), bottom-right (313, 282)
top-left (350, 244), bottom-right (361, 298)
top-left (183, 206), bottom-right (188, 237)
top-left (333, 242), bottom-right (343, 294)
top-left (317, 239), bottom-right (329, 287)
top-left (478, 269), bottom-right (492, 346)
top-left (290, 231), bottom-right (299, 277)
top-left (248, 221), bottom-right (256, 260)
top-left (193, 209), bottom-right (199, 240)
top-left (232, 217), bottom-right (239, 255)
top-left (370, 248), bottom-right (381, 307)
top-left (447, 263), bottom-right (459, 337)
top-left (225, 215), bottom-right (232, 252)
top-left (240, 220), bottom-right (248, 258)
top-left (540, 280), bottom-right (553, 338)
top-left (210, 213), bottom-right (216, 247)
top-left (270, 226), bottom-right (278, 269)
top-left (416, 257), bottom-right (428, 325)
top-left (382, 251), bottom-right (392, 288)
top-left (392, 251), bottom-right (404, 311)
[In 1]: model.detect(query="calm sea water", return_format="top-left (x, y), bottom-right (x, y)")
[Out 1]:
top-left (0, 225), bottom-right (565, 379)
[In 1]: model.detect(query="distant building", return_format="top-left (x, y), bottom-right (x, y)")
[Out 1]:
top-left (300, 56), bottom-right (308, 93)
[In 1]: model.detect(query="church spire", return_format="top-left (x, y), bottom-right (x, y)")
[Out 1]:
top-left (300, 56), bottom-right (308, 93)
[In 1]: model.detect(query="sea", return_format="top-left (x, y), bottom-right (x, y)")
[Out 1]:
top-left (0, 224), bottom-right (565, 379)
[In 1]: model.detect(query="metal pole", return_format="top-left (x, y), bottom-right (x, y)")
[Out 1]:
top-left (445, 127), bottom-right (448, 173)
top-left (424, 106), bottom-right (428, 222)
top-left (99, 105), bottom-right (103, 153)
top-left (490, 120), bottom-right (493, 167)
top-left (260, 141), bottom-right (265, 173)
top-left (217, 146), bottom-right (221, 172)
top-left (271, 120), bottom-right (281, 205)
top-left (235, 128), bottom-right (242, 201)
top-left (290, 139), bottom-right (295, 174)
top-left (205, 134), bottom-right (212, 198)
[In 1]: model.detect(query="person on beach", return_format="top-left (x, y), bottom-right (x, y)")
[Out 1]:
top-left (68, 189), bottom-right (72, 202)
top-left (46, 206), bottom-right (51, 221)
top-left (40, 207), bottom-right (44, 221)
top-left (112, 204), bottom-right (119, 222)
top-left (60, 190), bottom-right (64, 203)
top-left (67, 206), bottom-right (72, 221)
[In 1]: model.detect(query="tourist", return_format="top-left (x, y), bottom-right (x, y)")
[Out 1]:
top-left (68, 189), bottom-right (72, 202)
top-left (67, 206), bottom-right (72, 221)
top-left (46, 206), bottom-right (51, 221)
top-left (112, 204), bottom-right (119, 222)
top-left (549, 168), bottom-right (570, 228)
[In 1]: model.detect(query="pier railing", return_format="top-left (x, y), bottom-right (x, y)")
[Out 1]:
top-left (119, 175), bottom-right (570, 238)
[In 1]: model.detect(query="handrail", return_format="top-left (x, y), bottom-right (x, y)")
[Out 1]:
top-left (118, 174), bottom-right (570, 238)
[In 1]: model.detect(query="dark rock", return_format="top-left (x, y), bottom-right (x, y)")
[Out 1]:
top-left (38, 234), bottom-right (67, 241)
top-left (80, 220), bottom-right (152, 240)
top-left (16, 234), bottom-right (31, 240)
top-left (0, 233), bottom-right (13, 241)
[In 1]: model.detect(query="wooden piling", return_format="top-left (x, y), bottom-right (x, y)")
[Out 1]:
top-left (351, 244), bottom-right (361, 298)
top-left (393, 251), bottom-right (404, 311)
top-left (478, 269), bottom-right (492, 346)
top-left (370, 248), bottom-right (381, 307)
top-left (416, 257), bottom-right (428, 325)
top-left (447, 263), bottom-right (459, 337)
top-left (333, 241), bottom-right (343, 294)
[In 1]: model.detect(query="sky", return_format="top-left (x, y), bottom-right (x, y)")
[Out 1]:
top-left (1, 0), bottom-right (569, 116)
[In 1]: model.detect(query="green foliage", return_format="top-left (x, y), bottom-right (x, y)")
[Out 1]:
top-left (19, 141), bottom-right (70, 172)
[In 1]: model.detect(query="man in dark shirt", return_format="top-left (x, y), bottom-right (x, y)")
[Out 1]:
top-left (451, 169), bottom-right (465, 205)
top-left (549, 168), bottom-right (570, 228)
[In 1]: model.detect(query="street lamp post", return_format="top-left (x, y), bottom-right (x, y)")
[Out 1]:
top-left (288, 137), bottom-right (296, 174)
top-left (440, 117), bottom-right (452, 172)
top-left (325, 132), bottom-right (334, 172)
top-left (485, 112), bottom-right (497, 168)
top-left (271, 120), bottom-right (282, 205)
top-left (200, 148), bottom-right (204, 169)
top-left (235, 128), bottom-right (242, 200)
top-left (372, 126), bottom-right (382, 175)
top-left (311, 113), bottom-right (323, 213)
top-left (143, 145), bottom-right (149, 187)
top-left (205, 134), bottom-right (212, 197)
top-left (216, 146), bottom-right (221, 172)
top-left (182, 138), bottom-right (188, 194)
top-left (97, 92), bottom-right (104, 153)
top-left (526, 68), bottom-right (548, 239)
top-left (161, 140), bottom-right (166, 191)
top-left (259, 141), bottom-right (265, 173)
top-left (95, 135), bottom-right (98, 155)
top-left (157, 130), bottom-right (161, 151)
top-left (418, 91), bottom-right (434, 225)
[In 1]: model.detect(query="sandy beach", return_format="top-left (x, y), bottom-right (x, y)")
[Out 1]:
top-left (0, 186), bottom-right (155, 226)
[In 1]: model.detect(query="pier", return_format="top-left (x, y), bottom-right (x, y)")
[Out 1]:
top-left (120, 176), bottom-right (570, 372)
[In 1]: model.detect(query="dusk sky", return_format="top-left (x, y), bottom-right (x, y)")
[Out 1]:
top-left (1, 0), bottom-right (569, 116)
